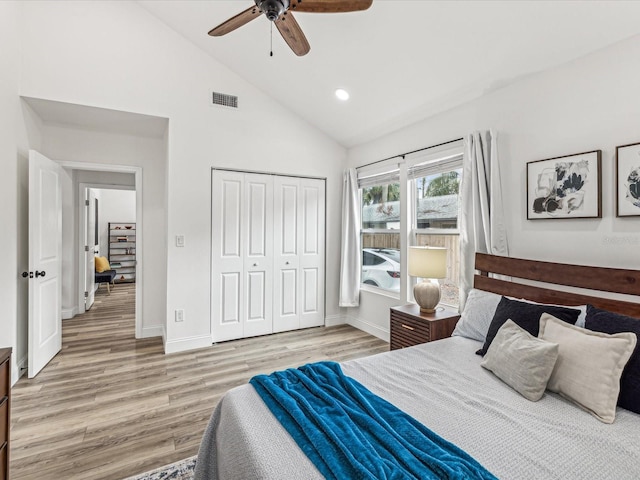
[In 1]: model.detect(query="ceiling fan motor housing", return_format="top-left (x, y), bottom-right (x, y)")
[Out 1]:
top-left (255, 0), bottom-right (290, 21)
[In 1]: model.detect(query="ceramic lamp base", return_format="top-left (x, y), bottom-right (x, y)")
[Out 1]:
top-left (414, 279), bottom-right (440, 313)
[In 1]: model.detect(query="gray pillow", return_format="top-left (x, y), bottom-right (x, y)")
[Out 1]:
top-left (481, 319), bottom-right (559, 401)
top-left (452, 289), bottom-right (501, 342)
top-left (539, 313), bottom-right (637, 424)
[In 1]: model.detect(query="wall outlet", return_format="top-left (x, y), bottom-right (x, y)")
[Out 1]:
top-left (175, 309), bottom-right (184, 322)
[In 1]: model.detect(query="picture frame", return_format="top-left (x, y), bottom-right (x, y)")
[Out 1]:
top-left (527, 150), bottom-right (601, 220)
top-left (616, 142), bottom-right (640, 217)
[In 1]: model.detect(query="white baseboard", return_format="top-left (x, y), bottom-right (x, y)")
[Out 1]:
top-left (345, 314), bottom-right (390, 343)
top-left (324, 314), bottom-right (346, 327)
top-left (62, 306), bottom-right (78, 320)
top-left (164, 334), bottom-right (212, 354)
top-left (140, 325), bottom-right (163, 338)
top-left (11, 355), bottom-right (28, 387)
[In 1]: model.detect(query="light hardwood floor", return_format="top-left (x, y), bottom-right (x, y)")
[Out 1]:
top-left (10, 283), bottom-right (388, 480)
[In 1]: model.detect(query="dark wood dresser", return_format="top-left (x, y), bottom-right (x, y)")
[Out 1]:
top-left (0, 348), bottom-right (11, 480)
top-left (390, 304), bottom-right (460, 350)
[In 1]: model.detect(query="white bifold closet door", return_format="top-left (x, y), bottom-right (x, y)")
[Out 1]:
top-left (211, 170), bottom-right (325, 342)
top-left (273, 176), bottom-right (325, 333)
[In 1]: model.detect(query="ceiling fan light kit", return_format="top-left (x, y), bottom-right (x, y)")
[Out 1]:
top-left (208, 0), bottom-right (373, 56)
top-left (258, 0), bottom-right (289, 22)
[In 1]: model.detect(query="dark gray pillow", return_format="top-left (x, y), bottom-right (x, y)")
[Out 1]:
top-left (476, 296), bottom-right (581, 356)
top-left (585, 305), bottom-right (640, 414)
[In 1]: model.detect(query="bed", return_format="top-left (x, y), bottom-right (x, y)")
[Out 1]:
top-left (194, 254), bottom-right (640, 479)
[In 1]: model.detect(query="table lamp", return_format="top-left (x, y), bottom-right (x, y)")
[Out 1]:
top-left (408, 246), bottom-right (447, 313)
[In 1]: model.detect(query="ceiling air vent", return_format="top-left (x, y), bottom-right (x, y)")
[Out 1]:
top-left (211, 91), bottom-right (238, 109)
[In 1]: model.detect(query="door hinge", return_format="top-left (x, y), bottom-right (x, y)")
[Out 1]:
top-left (85, 245), bottom-right (89, 252)
top-left (84, 291), bottom-right (88, 298)
top-left (85, 199), bottom-right (90, 206)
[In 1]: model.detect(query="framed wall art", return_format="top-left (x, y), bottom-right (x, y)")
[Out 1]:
top-left (527, 150), bottom-right (601, 220)
top-left (616, 142), bottom-right (640, 217)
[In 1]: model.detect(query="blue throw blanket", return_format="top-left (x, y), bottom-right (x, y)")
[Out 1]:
top-left (250, 361), bottom-right (497, 480)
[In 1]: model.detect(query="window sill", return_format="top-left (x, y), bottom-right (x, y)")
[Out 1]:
top-left (360, 283), bottom-right (400, 300)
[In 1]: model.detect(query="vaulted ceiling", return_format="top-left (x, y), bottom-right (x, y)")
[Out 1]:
top-left (138, 1), bottom-right (640, 148)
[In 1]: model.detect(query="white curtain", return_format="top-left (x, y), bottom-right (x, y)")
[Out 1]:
top-left (339, 168), bottom-right (361, 307)
top-left (459, 130), bottom-right (509, 309)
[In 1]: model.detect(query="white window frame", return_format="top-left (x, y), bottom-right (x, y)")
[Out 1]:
top-left (355, 140), bottom-right (464, 302)
top-left (407, 144), bottom-right (464, 305)
top-left (359, 184), bottom-right (402, 299)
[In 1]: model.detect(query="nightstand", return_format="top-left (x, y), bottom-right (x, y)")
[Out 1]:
top-left (0, 348), bottom-right (11, 480)
top-left (390, 304), bottom-right (460, 350)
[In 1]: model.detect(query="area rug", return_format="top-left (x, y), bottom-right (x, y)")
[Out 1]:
top-left (123, 455), bottom-right (196, 480)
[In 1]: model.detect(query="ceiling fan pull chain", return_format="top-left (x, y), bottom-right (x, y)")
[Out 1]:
top-left (270, 22), bottom-right (274, 57)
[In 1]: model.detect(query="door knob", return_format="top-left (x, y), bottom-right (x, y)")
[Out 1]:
top-left (285, 261), bottom-right (290, 265)
top-left (253, 263), bottom-right (258, 267)
top-left (21, 271), bottom-right (33, 279)
top-left (35, 270), bottom-right (46, 278)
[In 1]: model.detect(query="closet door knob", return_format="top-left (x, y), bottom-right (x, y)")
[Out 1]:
top-left (35, 270), bottom-right (46, 278)
top-left (253, 263), bottom-right (258, 267)
top-left (285, 261), bottom-right (290, 265)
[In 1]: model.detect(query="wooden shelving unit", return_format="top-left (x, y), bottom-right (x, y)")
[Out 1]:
top-left (108, 222), bottom-right (136, 283)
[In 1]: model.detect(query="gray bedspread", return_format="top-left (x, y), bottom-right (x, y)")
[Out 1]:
top-left (194, 336), bottom-right (640, 479)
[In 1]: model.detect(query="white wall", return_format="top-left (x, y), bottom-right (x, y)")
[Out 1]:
top-left (346, 34), bottom-right (640, 339)
top-left (95, 189), bottom-right (136, 256)
top-left (0, 0), bottom-right (22, 375)
top-left (0, 2), bottom-right (47, 383)
top-left (18, 1), bottom-right (346, 353)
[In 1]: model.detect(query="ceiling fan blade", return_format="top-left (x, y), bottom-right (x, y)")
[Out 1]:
top-left (275, 12), bottom-right (310, 56)
top-left (290, 0), bottom-right (373, 13)
top-left (208, 6), bottom-right (263, 36)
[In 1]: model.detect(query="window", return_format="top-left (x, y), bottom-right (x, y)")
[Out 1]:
top-left (354, 141), bottom-right (464, 303)
top-left (414, 170), bottom-right (462, 229)
top-left (409, 152), bottom-right (463, 307)
top-left (359, 168), bottom-right (401, 294)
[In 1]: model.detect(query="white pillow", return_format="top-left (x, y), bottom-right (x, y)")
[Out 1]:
top-left (516, 298), bottom-right (587, 327)
top-left (452, 289), bottom-right (501, 342)
top-left (481, 320), bottom-right (559, 401)
top-left (539, 313), bottom-right (637, 424)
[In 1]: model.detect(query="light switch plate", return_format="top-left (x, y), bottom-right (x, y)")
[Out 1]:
top-left (176, 235), bottom-right (185, 247)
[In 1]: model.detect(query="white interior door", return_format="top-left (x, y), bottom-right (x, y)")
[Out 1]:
top-left (211, 170), bottom-right (245, 342)
top-left (243, 174), bottom-right (273, 338)
top-left (299, 178), bottom-right (325, 328)
top-left (28, 150), bottom-right (62, 378)
top-left (273, 176), bottom-right (301, 333)
top-left (85, 189), bottom-right (97, 310)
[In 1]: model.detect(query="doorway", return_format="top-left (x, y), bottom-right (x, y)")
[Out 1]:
top-left (62, 162), bottom-right (144, 339)
top-left (82, 186), bottom-right (137, 313)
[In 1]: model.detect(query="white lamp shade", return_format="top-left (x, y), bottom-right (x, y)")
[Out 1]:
top-left (408, 246), bottom-right (447, 279)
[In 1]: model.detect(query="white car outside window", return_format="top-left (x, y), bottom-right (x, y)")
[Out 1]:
top-left (361, 248), bottom-right (400, 292)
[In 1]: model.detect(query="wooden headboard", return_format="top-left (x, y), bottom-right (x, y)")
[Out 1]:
top-left (474, 253), bottom-right (640, 318)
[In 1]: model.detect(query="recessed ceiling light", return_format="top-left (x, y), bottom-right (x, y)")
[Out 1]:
top-left (335, 88), bottom-right (350, 101)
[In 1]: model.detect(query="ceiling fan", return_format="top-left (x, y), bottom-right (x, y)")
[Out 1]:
top-left (208, 0), bottom-right (373, 56)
